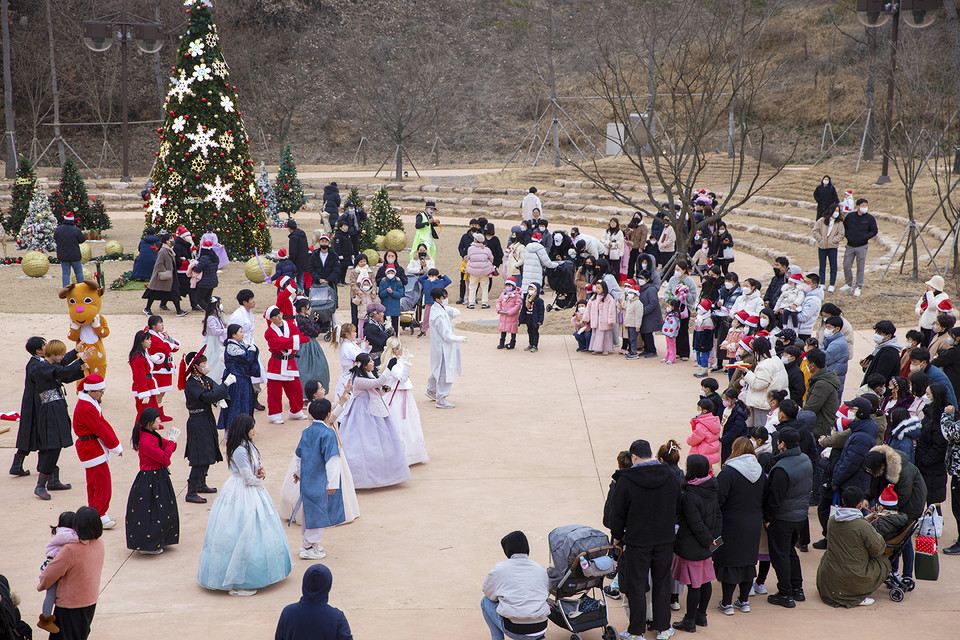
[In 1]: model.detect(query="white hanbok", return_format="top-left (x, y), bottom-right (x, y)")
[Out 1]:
top-left (385, 354), bottom-right (428, 465)
top-left (204, 315), bottom-right (227, 383)
top-left (334, 338), bottom-right (365, 398)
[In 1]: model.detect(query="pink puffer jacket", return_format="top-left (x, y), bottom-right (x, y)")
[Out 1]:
top-left (496, 290), bottom-right (522, 333)
top-left (465, 243), bottom-right (495, 276)
top-left (687, 413), bottom-right (721, 466)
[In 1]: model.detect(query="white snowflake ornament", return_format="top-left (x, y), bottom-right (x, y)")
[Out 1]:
top-left (220, 96), bottom-right (234, 112)
top-left (187, 40), bottom-right (204, 57)
top-left (185, 123), bottom-right (219, 157)
top-left (193, 63), bottom-right (212, 82)
top-left (203, 176), bottom-right (234, 210)
top-left (167, 71), bottom-right (195, 103)
top-left (171, 116), bottom-right (187, 133)
top-left (146, 189), bottom-right (168, 219)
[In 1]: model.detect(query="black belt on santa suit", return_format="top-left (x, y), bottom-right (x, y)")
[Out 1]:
top-left (282, 315), bottom-right (296, 321)
top-left (271, 354), bottom-right (298, 361)
top-left (77, 435), bottom-right (97, 442)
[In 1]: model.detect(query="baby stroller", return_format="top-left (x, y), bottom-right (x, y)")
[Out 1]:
top-left (880, 505), bottom-right (937, 602)
top-left (546, 259), bottom-right (578, 311)
top-left (398, 274), bottom-right (422, 335)
top-left (309, 283), bottom-right (337, 338)
top-left (546, 525), bottom-right (619, 640)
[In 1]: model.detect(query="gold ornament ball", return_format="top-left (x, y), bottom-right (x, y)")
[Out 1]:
top-left (70, 265), bottom-right (95, 285)
top-left (21, 251), bottom-right (50, 277)
top-left (374, 234), bottom-right (386, 251)
top-left (362, 249), bottom-right (381, 266)
top-left (104, 240), bottom-right (123, 256)
top-left (79, 243), bottom-right (92, 264)
top-left (384, 228), bottom-right (407, 252)
top-left (244, 257), bottom-right (273, 283)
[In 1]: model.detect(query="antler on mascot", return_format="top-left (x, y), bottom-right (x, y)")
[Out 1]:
top-left (59, 280), bottom-right (110, 384)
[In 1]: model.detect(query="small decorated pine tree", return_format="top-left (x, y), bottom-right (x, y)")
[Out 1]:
top-left (257, 161), bottom-right (281, 227)
top-left (16, 186), bottom-right (57, 251)
top-left (5, 157), bottom-right (37, 235)
top-left (85, 198), bottom-right (112, 231)
top-left (346, 186), bottom-right (363, 210)
top-left (48, 158), bottom-right (92, 227)
top-left (275, 144), bottom-right (306, 218)
top-left (369, 187), bottom-right (403, 235)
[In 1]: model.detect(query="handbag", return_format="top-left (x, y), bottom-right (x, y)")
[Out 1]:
top-left (722, 246), bottom-right (734, 260)
top-left (158, 270), bottom-right (172, 281)
top-left (915, 535), bottom-right (940, 581)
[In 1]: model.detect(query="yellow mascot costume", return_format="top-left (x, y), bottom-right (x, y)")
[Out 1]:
top-left (59, 280), bottom-right (110, 380)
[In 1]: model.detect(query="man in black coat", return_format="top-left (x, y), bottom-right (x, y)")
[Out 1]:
top-left (287, 220), bottom-right (310, 291)
top-left (322, 182), bottom-right (341, 232)
top-left (782, 346), bottom-right (807, 403)
top-left (53, 211), bottom-right (86, 287)
top-left (860, 320), bottom-right (902, 386)
top-left (10, 336), bottom-right (47, 477)
top-left (609, 439), bottom-right (681, 637)
top-left (762, 256), bottom-right (789, 309)
top-left (173, 227), bottom-right (199, 310)
top-left (308, 234), bottom-right (340, 301)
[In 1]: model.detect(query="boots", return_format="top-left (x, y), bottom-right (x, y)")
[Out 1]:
top-left (506, 336), bottom-right (516, 350)
top-left (497, 332), bottom-right (506, 349)
top-left (35, 473), bottom-right (51, 500)
top-left (9, 453), bottom-right (29, 477)
top-left (185, 479), bottom-right (206, 504)
top-left (37, 614), bottom-right (60, 634)
top-left (672, 615), bottom-right (697, 632)
top-left (46, 467), bottom-right (71, 491)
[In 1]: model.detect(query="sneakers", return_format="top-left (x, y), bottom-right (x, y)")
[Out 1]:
top-left (858, 597), bottom-right (875, 606)
top-left (827, 285), bottom-right (835, 292)
top-left (839, 284), bottom-right (852, 292)
top-left (530, 346), bottom-right (538, 352)
top-left (142, 308), bottom-right (152, 316)
top-left (792, 588), bottom-right (806, 602)
top-left (288, 411), bottom-right (307, 420)
top-left (766, 593), bottom-right (795, 608)
top-left (812, 538), bottom-right (828, 550)
top-left (176, 310), bottom-right (189, 317)
top-left (424, 389), bottom-right (437, 401)
top-left (670, 600), bottom-right (681, 611)
top-left (435, 398), bottom-right (456, 409)
top-left (268, 417), bottom-right (284, 424)
top-left (619, 632), bottom-right (643, 640)
top-left (481, 304), bottom-right (490, 309)
top-left (943, 540), bottom-right (960, 555)
top-left (717, 602), bottom-right (734, 616)
top-left (734, 599), bottom-right (750, 613)
top-left (524, 346), bottom-right (533, 351)
top-left (602, 585), bottom-right (621, 600)
top-left (228, 589), bottom-right (257, 596)
top-left (751, 582), bottom-right (767, 595)
top-left (854, 287), bottom-right (861, 297)
top-left (467, 304), bottom-right (475, 309)
top-left (101, 515), bottom-right (116, 529)
top-left (656, 630), bottom-right (675, 640)
top-left (299, 545), bottom-right (327, 560)
top-left (626, 353), bottom-right (640, 360)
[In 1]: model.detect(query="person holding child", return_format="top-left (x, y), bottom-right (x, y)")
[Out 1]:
top-left (37, 511), bottom-right (78, 634)
top-left (125, 407), bottom-right (180, 555)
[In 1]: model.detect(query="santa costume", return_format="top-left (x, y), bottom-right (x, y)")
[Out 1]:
top-left (264, 305), bottom-right (306, 424)
top-left (147, 325), bottom-right (180, 421)
top-left (275, 276), bottom-right (298, 321)
top-left (129, 349), bottom-right (160, 427)
top-left (72, 375), bottom-right (122, 528)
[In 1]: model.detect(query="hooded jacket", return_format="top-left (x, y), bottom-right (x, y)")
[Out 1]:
top-left (719, 403), bottom-right (750, 463)
top-left (54, 221), bottom-right (86, 262)
top-left (275, 564), bottom-right (352, 640)
top-left (888, 414), bottom-right (921, 463)
top-left (823, 330), bottom-right (849, 379)
top-left (868, 445), bottom-right (927, 521)
top-left (803, 368), bottom-right (842, 438)
top-left (741, 356), bottom-right (789, 411)
top-left (288, 227), bottom-right (309, 273)
top-left (674, 477), bottom-right (722, 561)
top-left (687, 413), bottom-right (722, 466)
top-left (638, 282), bottom-right (663, 334)
top-left (797, 286), bottom-right (824, 334)
top-left (831, 418), bottom-right (879, 492)
top-left (132, 233), bottom-right (162, 280)
top-left (322, 184), bottom-right (341, 215)
top-left (862, 339), bottom-right (902, 385)
top-left (714, 454), bottom-right (764, 568)
top-left (521, 241), bottom-right (557, 287)
top-left (609, 462), bottom-right (681, 547)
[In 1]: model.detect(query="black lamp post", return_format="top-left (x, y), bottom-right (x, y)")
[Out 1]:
top-left (82, 12), bottom-right (163, 183)
top-left (856, 0), bottom-right (941, 185)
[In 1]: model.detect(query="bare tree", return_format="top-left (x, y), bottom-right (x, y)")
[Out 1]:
top-left (568, 0), bottom-right (796, 269)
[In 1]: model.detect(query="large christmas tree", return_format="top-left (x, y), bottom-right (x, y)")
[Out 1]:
top-left (146, 0), bottom-right (270, 258)
top-left (275, 144), bottom-right (306, 218)
top-left (16, 186), bottom-right (57, 251)
top-left (360, 187), bottom-right (403, 250)
top-left (5, 157), bottom-right (37, 235)
top-left (257, 161), bottom-right (281, 227)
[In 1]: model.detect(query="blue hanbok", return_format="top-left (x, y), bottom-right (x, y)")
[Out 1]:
top-left (197, 444), bottom-right (291, 591)
top-left (218, 339), bottom-right (261, 432)
top-left (294, 421), bottom-right (345, 529)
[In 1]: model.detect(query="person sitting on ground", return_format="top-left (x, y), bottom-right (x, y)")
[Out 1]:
top-left (481, 531), bottom-right (549, 640)
top-left (275, 564), bottom-right (352, 640)
top-left (815, 486), bottom-right (890, 608)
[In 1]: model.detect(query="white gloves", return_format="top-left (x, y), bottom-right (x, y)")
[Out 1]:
top-left (70, 321), bottom-right (81, 330)
top-left (92, 314), bottom-right (101, 328)
top-left (224, 373), bottom-right (237, 386)
top-left (217, 399), bottom-right (228, 409)
top-left (166, 426), bottom-right (181, 443)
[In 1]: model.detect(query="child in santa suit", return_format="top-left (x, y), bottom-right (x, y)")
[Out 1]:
top-left (72, 374), bottom-right (123, 529)
top-left (146, 315), bottom-right (180, 422)
top-left (128, 329), bottom-right (160, 427)
top-left (275, 276), bottom-right (298, 321)
top-left (264, 305), bottom-right (307, 424)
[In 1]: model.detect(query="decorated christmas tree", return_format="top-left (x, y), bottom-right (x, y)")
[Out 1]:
top-left (16, 186), bottom-right (57, 251)
top-left (5, 157), bottom-right (37, 235)
top-left (257, 161), bottom-right (281, 227)
top-left (346, 186), bottom-right (363, 210)
top-left (360, 187), bottom-right (403, 249)
top-left (85, 198), bottom-right (112, 231)
top-left (275, 144), bottom-right (306, 218)
top-left (145, 0), bottom-right (271, 258)
top-left (49, 158), bottom-right (90, 226)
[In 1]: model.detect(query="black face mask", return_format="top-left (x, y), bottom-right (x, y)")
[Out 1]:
top-left (418, 252), bottom-right (427, 258)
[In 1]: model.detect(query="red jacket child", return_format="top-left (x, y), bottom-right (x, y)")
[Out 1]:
top-left (147, 327), bottom-right (180, 393)
top-left (73, 375), bottom-right (122, 521)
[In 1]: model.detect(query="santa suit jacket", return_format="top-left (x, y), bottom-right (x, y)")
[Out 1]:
top-left (147, 330), bottom-right (179, 391)
top-left (129, 353), bottom-right (158, 400)
top-left (276, 282), bottom-right (298, 320)
top-left (265, 320), bottom-right (302, 380)
top-left (72, 393), bottom-right (122, 468)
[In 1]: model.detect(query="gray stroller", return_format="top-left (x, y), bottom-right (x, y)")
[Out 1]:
top-left (309, 283), bottom-right (337, 338)
top-left (398, 274), bottom-right (423, 335)
top-left (546, 525), bottom-right (619, 640)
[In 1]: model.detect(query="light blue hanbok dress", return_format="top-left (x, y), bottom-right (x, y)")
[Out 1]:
top-left (197, 445), bottom-right (292, 591)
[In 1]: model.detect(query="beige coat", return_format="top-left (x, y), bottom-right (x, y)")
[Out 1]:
top-left (812, 216), bottom-right (845, 250)
top-left (148, 244), bottom-right (176, 292)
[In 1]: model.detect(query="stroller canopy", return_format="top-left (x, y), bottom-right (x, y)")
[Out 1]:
top-left (548, 525), bottom-right (610, 573)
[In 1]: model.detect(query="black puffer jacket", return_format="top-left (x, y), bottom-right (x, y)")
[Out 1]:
top-left (674, 477), bottom-right (722, 561)
top-left (53, 223), bottom-right (85, 262)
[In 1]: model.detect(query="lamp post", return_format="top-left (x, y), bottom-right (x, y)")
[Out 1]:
top-left (856, 0), bottom-right (941, 185)
top-left (82, 12), bottom-right (163, 183)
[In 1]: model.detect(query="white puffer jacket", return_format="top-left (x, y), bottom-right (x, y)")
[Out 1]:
top-left (522, 241), bottom-right (558, 287)
top-left (740, 356), bottom-right (789, 411)
top-left (916, 290), bottom-right (950, 330)
top-left (730, 289), bottom-right (763, 318)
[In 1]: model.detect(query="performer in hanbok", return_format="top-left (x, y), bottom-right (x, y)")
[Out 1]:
top-left (338, 353), bottom-right (411, 489)
top-left (264, 305), bottom-right (307, 424)
top-left (10, 336), bottom-right (47, 477)
top-left (197, 414), bottom-right (292, 596)
top-left (426, 287), bottom-right (467, 409)
top-left (33, 340), bottom-right (91, 500)
top-left (181, 350), bottom-right (234, 504)
top-left (290, 399), bottom-right (345, 560)
top-left (202, 297), bottom-right (228, 383)
top-left (228, 289), bottom-right (266, 412)
top-left (146, 315), bottom-right (180, 422)
top-left (332, 323), bottom-right (368, 399)
top-left (125, 407), bottom-right (180, 554)
top-left (200, 223), bottom-right (230, 268)
top-left (294, 298), bottom-right (331, 396)
top-left (72, 375), bottom-right (123, 529)
top-left (279, 381), bottom-right (358, 528)
top-left (218, 324), bottom-right (261, 432)
top-left (383, 338), bottom-right (428, 466)
top-left (128, 330), bottom-right (160, 428)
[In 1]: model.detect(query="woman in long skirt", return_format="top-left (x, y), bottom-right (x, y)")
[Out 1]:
top-left (279, 381), bottom-right (359, 526)
top-left (294, 298), bottom-right (330, 395)
top-left (332, 323), bottom-right (368, 398)
top-left (338, 353), bottom-right (410, 489)
top-left (383, 338), bottom-right (428, 465)
top-left (125, 407), bottom-right (179, 554)
top-left (217, 325), bottom-right (261, 432)
top-left (202, 297), bottom-right (228, 383)
top-left (197, 415), bottom-right (291, 596)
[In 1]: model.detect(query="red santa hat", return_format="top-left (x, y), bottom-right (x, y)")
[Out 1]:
top-left (385, 265), bottom-right (397, 275)
top-left (63, 212), bottom-right (75, 223)
top-left (789, 272), bottom-right (804, 283)
top-left (78, 374), bottom-right (105, 393)
top-left (835, 404), bottom-right (855, 431)
top-left (263, 304), bottom-right (280, 320)
top-left (624, 284), bottom-right (640, 296)
top-left (276, 275), bottom-right (292, 290)
top-left (532, 232), bottom-right (542, 242)
top-left (844, 189), bottom-right (853, 196)
top-left (698, 299), bottom-right (712, 312)
top-left (938, 298), bottom-right (953, 313)
top-left (879, 484), bottom-right (899, 507)
top-left (738, 335), bottom-right (755, 352)
top-left (735, 310), bottom-right (751, 325)
top-left (201, 239), bottom-right (213, 248)
top-left (318, 233), bottom-right (331, 242)
top-left (176, 224), bottom-right (191, 238)
top-left (744, 315), bottom-right (760, 328)
top-left (755, 330), bottom-right (771, 339)
top-left (504, 276), bottom-right (517, 288)
top-left (277, 248), bottom-right (287, 258)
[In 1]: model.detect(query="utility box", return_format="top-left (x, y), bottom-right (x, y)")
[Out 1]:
top-left (606, 114), bottom-right (648, 156)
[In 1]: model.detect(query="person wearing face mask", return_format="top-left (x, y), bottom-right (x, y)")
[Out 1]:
top-left (625, 215), bottom-right (649, 280)
top-left (763, 257), bottom-right (790, 310)
top-left (915, 275), bottom-right (951, 346)
top-left (796, 274), bottom-right (824, 343)
top-left (666, 261), bottom-right (699, 361)
top-left (521, 233), bottom-right (558, 291)
top-left (505, 226), bottom-right (527, 288)
top-left (741, 337), bottom-right (790, 428)
top-left (571, 299), bottom-right (592, 352)
top-left (713, 273), bottom-right (743, 371)
top-left (263, 306), bottom-right (308, 426)
top-left (802, 349), bottom-right (841, 441)
top-left (932, 327), bottom-right (960, 398)
top-left (182, 351), bottom-right (234, 504)
top-left (656, 219), bottom-right (677, 268)
top-left (813, 303), bottom-right (855, 361)
top-left (719, 388), bottom-right (750, 463)
top-left (637, 271), bottom-right (663, 357)
top-left (860, 320), bottom-right (902, 387)
top-left (413, 202), bottom-right (438, 261)
top-left (201, 296), bottom-right (228, 383)
top-left (915, 383), bottom-right (950, 509)
top-left (778, 346), bottom-right (805, 404)
top-left (926, 313), bottom-right (956, 359)
top-left (600, 217), bottom-right (625, 277)
top-left (813, 175), bottom-right (840, 220)
top-left (308, 235), bottom-right (341, 292)
top-left (575, 257), bottom-right (595, 301)
top-left (908, 347), bottom-right (959, 406)
top-left (774, 273), bottom-right (806, 330)
top-left (570, 227), bottom-right (604, 260)
top-left (457, 219), bottom-right (480, 304)
top-left (710, 221), bottom-right (735, 276)
top-left (322, 182), bottom-right (341, 233)
top-left (840, 198), bottom-right (878, 297)
top-left (822, 317), bottom-right (849, 395)
top-left (813, 204), bottom-right (845, 292)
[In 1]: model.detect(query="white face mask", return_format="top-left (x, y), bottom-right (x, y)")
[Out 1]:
top-left (949, 337), bottom-right (957, 346)
top-left (800, 283), bottom-right (812, 293)
top-left (724, 282), bottom-right (734, 290)
top-left (874, 334), bottom-right (884, 344)
top-left (910, 363), bottom-right (923, 373)
top-left (781, 355), bottom-right (792, 364)
top-left (859, 206), bottom-right (868, 214)
top-left (675, 270), bottom-right (683, 277)
top-left (823, 179), bottom-right (829, 186)
top-left (760, 317), bottom-right (770, 328)
top-left (577, 306), bottom-right (585, 314)
top-left (832, 211), bottom-right (839, 220)
top-left (824, 327), bottom-right (835, 336)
